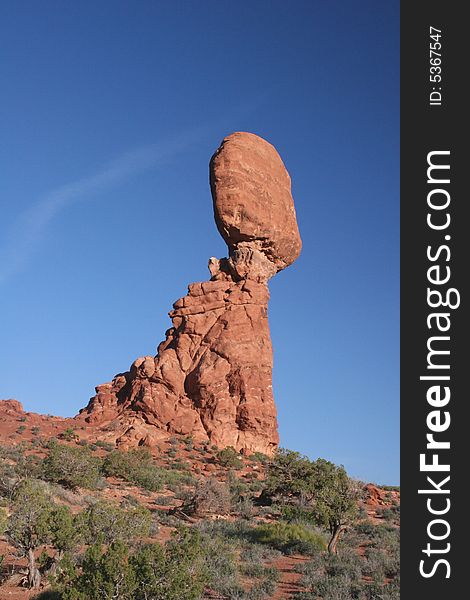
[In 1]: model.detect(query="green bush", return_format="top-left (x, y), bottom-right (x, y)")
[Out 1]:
top-left (217, 446), bottom-right (243, 469)
top-left (253, 522), bottom-right (326, 555)
top-left (48, 504), bottom-right (81, 554)
top-left (198, 532), bottom-right (239, 596)
top-left (93, 440), bottom-right (114, 452)
top-left (130, 529), bottom-right (208, 600)
top-left (78, 500), bottom-right (151, 545)
top-left (61, 540), bottom-right (136, 600)
top-left (59, 428), bottom-right (77, 442)
top-left (248, 452), bottom-right (269, 464)
top-left (41, 444), bottom-right (101, 489)
top-left (102, 448), bottom-right (162, 491)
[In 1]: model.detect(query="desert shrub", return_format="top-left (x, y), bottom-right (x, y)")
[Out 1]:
top-left (368, 524), bottom-right (400, 553)
top-left (182, 435), bottom-right (194, 451)
top-left (199, 531), bottom-right (240, 596)
top-left (102, 448), bottom-right (162, 491)
top-left (0, 445), bottom-right (22, 462)
top-left (155, 509), bottom-right (181, 527)
top-left (78, 500), bottom-right (151, 545)
top-left (253, 522), bottom-right (326, 555)
top-left (246, 569), bottom-right (279, 599)
top-left (48, 504), bottom-right (81, 555)
top-left (248, 479), bottom-right (265, 494)
top-left (170, 470), bottom-right (196, 485)
top-left (155, 494), bottom-right (174, 506)
top-left (240, 543), bottom-right (281, 563)
top-left (248, 451), bottom-right (269, 464)
top-left (236, 496), bottom-right (255, 519)
top-left (227, 469), bottom-right (249, 497)
top-left (130, 529), bottom-right (208, 600)
top-left (41, 444), bottom-right (101, 489)
top-left (315, 575), bottom-right (361, 600)
top-left (0, 462), bottom-right (18, 501)
top-left (323, 548), bottom-right (363, 581)
top-left (197, 517), bottom-right (252, 541)
top-left (93, 440), bottom-right (114, 452)
top-left (60, 540), bottom-right (136, 600)
top-left (16, 454), bottom-right (43, 480)
top-left (0, 451), bottom-right (42, 493)
top-left (59, 428), bottom-right (77, 442)
top-left (31, 426), bottom-right (41, 436)
top-left (187, 478), bottom-right (231, 515)
top-left (169, 458), bottom-right (191, 471)
top-left (296, 547), bottom-right (366, 600)
top-left (217, 446), bottom-right (243, 469)
top-left (363, 546), bottom-right (399, 581)
top-left (380, 506), bottom-right (400, 524)
top-left (118, 494), bottom-right (139, 508)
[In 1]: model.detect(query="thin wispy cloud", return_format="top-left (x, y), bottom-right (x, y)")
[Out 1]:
top-left (0, 93), bottom-right (269, 285)
top-left (0, 126), bottom-right (208, 284)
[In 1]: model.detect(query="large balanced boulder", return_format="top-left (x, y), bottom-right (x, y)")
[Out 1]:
top-left (78, 132), bottom-right (302, 455)
top-left (210, 132), bottom-right (302, 281)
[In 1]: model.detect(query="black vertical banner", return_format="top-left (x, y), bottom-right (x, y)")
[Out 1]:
top-left (401, 2), bottom-right (467, 598)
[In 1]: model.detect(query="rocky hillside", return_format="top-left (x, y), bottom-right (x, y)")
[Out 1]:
top-left (0, 406), bottom-right (399, 600)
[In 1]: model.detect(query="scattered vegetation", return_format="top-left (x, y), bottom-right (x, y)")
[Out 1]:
top-left (0, 439), bottom-right (399, 598)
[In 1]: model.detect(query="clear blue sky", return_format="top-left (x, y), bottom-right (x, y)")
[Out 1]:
top-left (0, 1), bottom-right (399, 484)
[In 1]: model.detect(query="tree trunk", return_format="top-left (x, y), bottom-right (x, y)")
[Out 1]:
top-left (27, 548), bottom-right (41, 589)
top-left (327, 524), bottom-right (346, 554)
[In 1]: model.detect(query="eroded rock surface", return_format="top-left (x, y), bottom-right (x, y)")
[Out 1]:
top-left (78, 132), bottom-right (301, 454)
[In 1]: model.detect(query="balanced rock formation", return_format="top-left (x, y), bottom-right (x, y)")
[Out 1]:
top-left (78, 132), bottom-right (301, 454)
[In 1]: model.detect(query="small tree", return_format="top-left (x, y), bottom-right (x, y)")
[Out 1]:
top-left (79, 500), bottom-right (151, 545)
top-left (42, 444), bottom-right (101, 489)
top-left (48, 505), bottom-right (81, 558)
top-left (52, 529), bottom-right (207, 600)
top-left (7, 480), bottom-right (53, 588)
top-left (310, 460), bottom-right (358, 553)
top-left (131, 529), bottom-right (208, 600)
top-left (102, 448), bottom-right (162, 491)
top-left (61, 541), bottom-right (137, 600)
top-left (265, 448), bottom-right (317, 500)
top-left (265, 450), bottom-right (358, 553)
